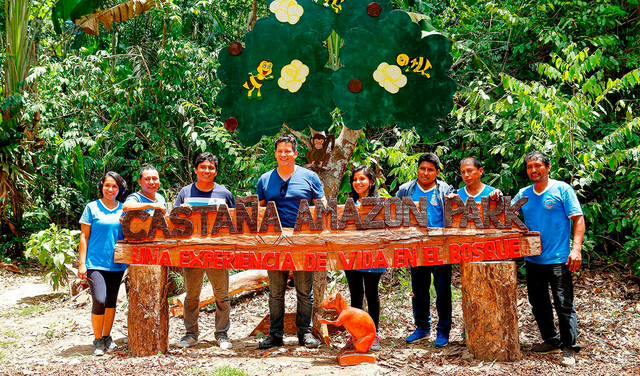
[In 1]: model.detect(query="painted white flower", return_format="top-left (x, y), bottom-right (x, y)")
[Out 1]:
top-left (269, 0), bottom-right (304, 25)
top-left (278, 60), bottom-right (309, 93)
top-left (373, 62), bottom-right (407, 94)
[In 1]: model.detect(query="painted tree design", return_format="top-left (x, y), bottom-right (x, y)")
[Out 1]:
top-left (216, 0), bottom-right (456, 332)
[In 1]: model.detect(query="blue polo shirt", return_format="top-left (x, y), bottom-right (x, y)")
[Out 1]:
top-left (512, 179), bottom-right (583, 265)
top-left (79, 200), bottom-right (126, 271)
top-left (411, 184), bottom-right (444, 228)
top-left (256, 166), bottom-right (324, 228)
top-left (458, 184), bottom-right (495, 202)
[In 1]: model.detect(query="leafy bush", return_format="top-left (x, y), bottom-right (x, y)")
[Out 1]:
top-left (25, 224), bottom-right (80, 290)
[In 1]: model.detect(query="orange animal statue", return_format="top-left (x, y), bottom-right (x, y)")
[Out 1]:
top-left (319, 292), bottom-right (377, 354)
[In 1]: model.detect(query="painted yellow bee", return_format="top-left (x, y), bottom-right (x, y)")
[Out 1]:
top-left (313, 0), bottom-right (344, 14)
top-left (243, 59), bottom-right (274, 100)
top-left (396, 53), bottom-right (433, 78)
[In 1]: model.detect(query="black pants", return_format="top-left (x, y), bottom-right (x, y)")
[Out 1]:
top-left (526, 262), bottom-right (580, 352)
top-left (344, 270), bottom-right (383, 329)
top-left (87, 269), bottom-right (125, 315)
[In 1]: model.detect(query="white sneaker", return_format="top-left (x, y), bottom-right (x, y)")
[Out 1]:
top-left (177, 335), bottom-right (198, 348)
top-left (216, 333), bottom-right (233, 350)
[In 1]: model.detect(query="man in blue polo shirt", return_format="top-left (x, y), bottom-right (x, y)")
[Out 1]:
top-left (457, 157), bottom-right (495, 203)
top-left (493, 151), bottom-right (584, 367)
top-left (397, 152), bottom-right (456, 347)
top-left (123, 165), bottom-right (166, 215)
top-left (256, 134), bottom-right (326, 349)
top-left (174, 152), bottom-right (236, 351)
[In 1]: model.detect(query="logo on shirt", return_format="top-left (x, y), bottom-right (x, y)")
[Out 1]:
top-left (544, 198), bottom-right (554, 209)
top-left (430, 194), bottom-right (439, 207)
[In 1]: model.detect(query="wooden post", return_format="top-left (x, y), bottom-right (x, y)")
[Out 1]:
top-left (461, 261), bottom-right (521, 362)
top-left (128, 265), bottom-right (169, 356)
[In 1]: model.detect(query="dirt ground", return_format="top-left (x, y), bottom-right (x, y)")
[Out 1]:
top-left (0, 266), bottom-right (639, 376)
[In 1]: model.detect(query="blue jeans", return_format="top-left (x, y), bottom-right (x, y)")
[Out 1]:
top-left (410, 265), bottom-right (452, 333)
top-left (267, 270), bottom-right (314, 337)
top-left (526, 262), bottom-right (580, 352)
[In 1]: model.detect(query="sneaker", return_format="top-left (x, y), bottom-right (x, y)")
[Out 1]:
top-left (298, 332), bottom-right (320, 348)
top-left (343, 336), bottom-right (354, 350)
top-left (370, 335), bottom-right (382, 351)
top-left (560, 347), bottom-right (576, 367)
top-left (102, 335), bottom-right (118, 352)
top-left (406, 327), bottom-right (429, 343)
top-left (216, 333), bottom-right (233, 350)
top-left (93, 338), bottom-right (105, 356)
top-left (177, 335), bottom-right (198, 348)
top-left (258, 334), bottom-right (284, 349)
top-left (531, 342), bottom-right (562, 354)
top-left (434, 332), bottom-right (449, 347)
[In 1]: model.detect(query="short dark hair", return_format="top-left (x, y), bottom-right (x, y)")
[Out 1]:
top-left (349, 165), bottom-right (379, 201)
top-left (523, 151), bottom-right (550, 168)
top-left (275, 134), bottom-right (298, 152)
top-left (98, 171), bottom-right (127, 201)
top-left (417, 153), bottom-right (441, 171)
top-left (194, 152), bottom-right (219, 171)
top-left (138, 165), bottom-right (158, 180)
top-left (460, 157), bottom-right (482, 169)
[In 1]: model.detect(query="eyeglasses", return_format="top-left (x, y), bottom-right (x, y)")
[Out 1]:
top-left (280, 179), bottom-right (289, 198)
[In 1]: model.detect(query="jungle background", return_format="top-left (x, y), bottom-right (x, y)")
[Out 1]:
top-left (1, 0), bottom-right (640, 375)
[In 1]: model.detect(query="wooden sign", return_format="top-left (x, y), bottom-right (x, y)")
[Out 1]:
top-left (114, 196), bottom-right (540, 270)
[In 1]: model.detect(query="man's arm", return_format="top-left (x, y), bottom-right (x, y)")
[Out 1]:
top-left (567, 215), bottom-right (585, 272)
top-left (123, 201), bottom-right (166, 213)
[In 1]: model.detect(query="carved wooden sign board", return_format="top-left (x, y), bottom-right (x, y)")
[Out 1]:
top-left (114, 196), bottom-right (540, 270)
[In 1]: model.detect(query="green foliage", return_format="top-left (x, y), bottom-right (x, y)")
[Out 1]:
top-left (25, 224), bottom-right (80, 290)
top-left (3, 0), bottom-right (639, 278)
top-left (186, 366), bottom-right (250, 376)
top-left (14, 302), bottom-right (51, 316)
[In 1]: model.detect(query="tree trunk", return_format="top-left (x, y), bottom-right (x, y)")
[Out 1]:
top-left (128, 265), bottom-right (169, 356)
top-left (312, 125), bottom-right (361, 336)
top-left (461, 261), bottom-right (521, 362)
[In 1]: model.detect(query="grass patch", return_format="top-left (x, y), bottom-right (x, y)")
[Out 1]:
top-left (0, 330), bottom-right (18, 338)
top-left (0, 341), bottom-right (16, 347)
top-left (15, 303), bottom-right (50, 316)
top-left (186, 366), bottom-right (250, 376)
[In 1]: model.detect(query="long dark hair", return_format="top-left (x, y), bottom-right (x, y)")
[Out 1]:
top-left (97, 171), bottom-right (127, 201)
top-left (349, 165), bottom-right (378, 201)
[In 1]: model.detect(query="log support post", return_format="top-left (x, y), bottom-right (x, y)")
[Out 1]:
top-left (128, 265), bottom-right (169, 356)
top-left (461, 261), bottom-right (521, 362)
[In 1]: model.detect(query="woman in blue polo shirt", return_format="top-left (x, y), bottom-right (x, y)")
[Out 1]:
top-left (78, 171), bottom-right (127, 356)
top-left (344, 165), bottom-right (385, 351)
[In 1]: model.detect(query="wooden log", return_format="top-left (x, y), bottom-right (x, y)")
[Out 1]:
top-left (461, 261), bottom-right (521, 362)
top-left (128, 265), bottom-right (169, 356)
top-left (249, 312), bottom-right (299, 336)
top-left (170, 269), bottom-right (269, 316)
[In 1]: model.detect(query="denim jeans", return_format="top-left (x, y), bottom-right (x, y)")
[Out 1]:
top-left (410, 265), bottom-right (452, 333)
top-left (267, 270), bottom-right (314, 337)
top-left (183, 267), bottom-right (230, 339)
top-left (526, 262), bottom-right (580, 352)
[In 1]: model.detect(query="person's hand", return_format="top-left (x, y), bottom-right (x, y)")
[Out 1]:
top-left (154, 203), bottom-right (167, 214)
top-left (489, 189), bottom-right (504, 200)
top-left (566, 248), bottom-right (582, 272)
top-left (78, 263), bottom-right (87, 280)
top-left (445, 193), bottom-right (459, 199)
